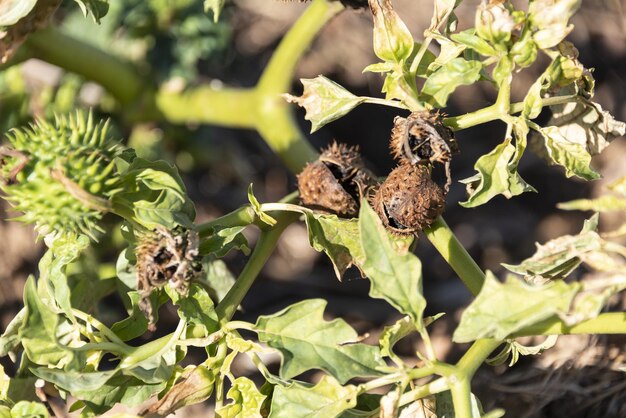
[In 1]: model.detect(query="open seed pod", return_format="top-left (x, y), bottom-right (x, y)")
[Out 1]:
top-left (372, 164), bottom-right (446, 235)
top-left (390, 111), bottom-right (458, 192)
top-left (136, 226), bottom-right (202, 330)
top-left (297, 142), bottom-right (377, 218)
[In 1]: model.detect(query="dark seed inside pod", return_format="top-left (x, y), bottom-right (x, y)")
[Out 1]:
top-left (390, 111), bottom-right (459, 193)
top-left (297, 142), bottom-right (377, 218)
top-left (372, 164), bottom-right (446, 235)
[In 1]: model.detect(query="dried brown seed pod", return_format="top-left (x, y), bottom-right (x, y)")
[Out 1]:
top-left (390, 111), bottom-right (458, 193)
top-left (297, 142), bottom-right (377, 218)
top-left (136, 226), bottom-right (202, 330)
top-left (372, 164), bottom-right (446, 235)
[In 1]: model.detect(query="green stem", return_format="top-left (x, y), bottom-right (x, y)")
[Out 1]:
top-left (398, 377), bottom-right (448, 406)
top-left (362, 97), bottom-right (410, 110)
top-left (513, 312), bottom-right (626, 337)
top-left (196, 205), bottom-right (257, 238)
top-left (455, 339), bottom-right (501, 377)
top-left (449, 377), bottom-right (472, 418)
top-left (215, 212), bottom-right (300, 322)
top-left (25, 28), bottom-right (145, 105)
top-left (72, 309), bottom-right (129, 348)
top-left (423, 217), bottom-right (485, 295)
top-left (444, 95), bottom-right (579, 131)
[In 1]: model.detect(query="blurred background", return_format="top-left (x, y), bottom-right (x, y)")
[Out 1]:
top-left (1, 0), bottom-right (625, 416)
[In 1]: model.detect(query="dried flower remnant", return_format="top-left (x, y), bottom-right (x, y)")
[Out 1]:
top-left (136, 226), bottom-right (202, 330)
top-left (373, 164), bottom-right (445, 235)
top-left (390, 111), bottom-right (458, 192)
top-left (297, 142), bottom-right (377, 218)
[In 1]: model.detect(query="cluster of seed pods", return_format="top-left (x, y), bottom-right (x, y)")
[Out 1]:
top-left (297, 111), bottom-right (458, 235)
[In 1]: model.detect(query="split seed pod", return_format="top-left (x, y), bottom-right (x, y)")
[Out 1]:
top-left (136, 226), bottom-right (202, 330)
top-left (372, 164), bottom-right (446, 235)
top-left (297, 142), bottom-right (377, 218)
top-left (390, 111), bottom-right (458, 192)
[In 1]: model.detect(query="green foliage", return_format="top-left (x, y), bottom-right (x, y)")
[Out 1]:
top-left (0, 0), bottom-right (625, 417)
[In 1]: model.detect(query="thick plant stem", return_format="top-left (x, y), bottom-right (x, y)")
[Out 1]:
top-left (25, 28), bottom-right (145, 105)
top-left (424, 217), bottom-right (485, 295)
top-left (215, 212), bottom-right (300, 322)
top-left (514, 312), bottom-right (626, 337)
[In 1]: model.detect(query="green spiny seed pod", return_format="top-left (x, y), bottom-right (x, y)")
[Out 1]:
top-left (372, 164), bottom-right (446, 235)
top-left (297, 141), bottom-right (377, 218)
top-left (0, 111), bottom-right (123, 238)
top-left (390, 110), bottom-right (458, 192)
top-left (135, 226), bottom-right (202, 330)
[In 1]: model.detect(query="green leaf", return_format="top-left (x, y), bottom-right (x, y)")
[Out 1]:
top-left (204, 0), bottom-right (226, 22)
top-left (113, 158), bottom-right (195, 230)
top-left (284, 76), bottom-right (365, 133)
top-left (29, 369), bottom-right (117, 393)
top-left (421, 58), bottom-right (482, 107)
top-left (380, 63), bottom-right (420, 106)
top-left (453, 272), bottom-right (579, 343)
top-left (166, 283), bottom-right (219, 336)
top-left (18, 277), bottom-right (80, 369)
top-left (72, 0), bottom-right (109, 23)
top-left (255, 299), bottom-right (384, 384)
top-left (304, 213), bottom-right (365, 280)
top-left (111, 291), bottom-right (164, 341)
top-left (379, 316), bottom-right (415, 366)
top-left (558, 195), bottom-right (626, 212)
top-left (369, 0), bottom-right (414, 63)
top-left (10, 401), bottom-right (49, 418)
top-left (359, 201), bottom-right (425, 328)
top-left (248, 184), bottom-right (276, 226)
top-left (460, 123), bottom-right (536, 208)
top-left (73, 375), bottom-right (166, 414)
top-left (217, 377), bottom-right (266, 418)
top-left (450, 30), bottom-right (498, 57)
top-left (201, 258), bottom-right (236, 302)
top-left (270, 376), bottom-right (358, 418)
top-left (0, 0), bottom-right (38, 26)
top-left (0, 308), bottom-right (25, 358)
top-left (199, 225), bottom-right (250, 257)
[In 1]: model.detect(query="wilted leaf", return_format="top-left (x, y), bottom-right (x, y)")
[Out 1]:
top-left (421, 58), bottom-right (482, 107)
top-left (430, 0), bottom-right (461, 32)
top-left (534, 100), bottom-right (626, 180)
top-left (359, 201), bottom-right (426, 328)
top-left (142, 365), bottom-right (215, 416)
top-left (460, 136), bottom-right (535, 208)
top-left (304, 213), bottom-right (364, 280)
top-left (217, 377), bottom-right (265, 418)
top-left (369, 0), bottom-right (414, 63)
top-left (502, 215), bottom-right (603, 280)
top-left (528, 0), bottom-right (580, 49)
top-left (453, 272), bottom-right (579, 343)
top-left (270, 375), bottom-right (358, 418)
top-left (255, 299), bottom-right (384, 384)
top-left (487, 336), bottom-right (558, 367)
top-left (398, 397), bottom-right (437, 418)
top-left (284, 76), bottom-right (365, 133)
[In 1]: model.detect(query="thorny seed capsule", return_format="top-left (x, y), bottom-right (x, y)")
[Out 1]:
top-left (136, 226), bottom-right (202, 330)
top-left (390, 111), bottom-right (458, 193)
top-left (372, 164), bottom-right (446, 235)
top-left (297, 142), bottom-right (377, 218)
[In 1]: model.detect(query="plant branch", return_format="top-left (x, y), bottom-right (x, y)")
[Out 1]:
top-left (25, 28), bottom-right (145, 105)
top-left (513, 312), bottom-right (626, 337)
top-left (215, 212), bottom-right (300, 322)
top-left (423, 217), bottom-right (485, 295)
